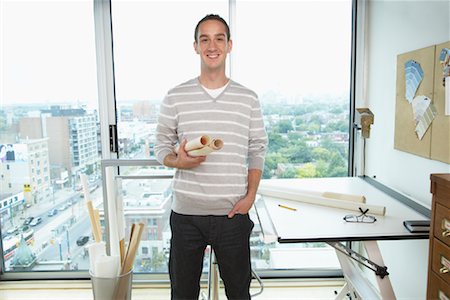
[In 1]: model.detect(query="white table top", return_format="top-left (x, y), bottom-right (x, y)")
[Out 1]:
top-left (255, 177), bottom-right (430, 243)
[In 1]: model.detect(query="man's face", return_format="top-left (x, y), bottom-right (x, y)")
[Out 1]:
top-left (194, 19), bottom-right (232, 72)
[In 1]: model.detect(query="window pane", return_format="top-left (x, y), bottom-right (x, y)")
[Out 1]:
top-left (234, 0), bottom-right (352, 271)
top-left (1, 1), bottom-right (99, 272)
top-left (111, 0), bottom-right (227, 274)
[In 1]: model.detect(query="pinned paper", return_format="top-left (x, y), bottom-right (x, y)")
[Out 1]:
top-left (412, 95), bottom-right (437, 140)
top-left (446, 77), bottom-right (450, 116)
top-left (405, 60), bottom-right (424, 103)
top-left (439, 48), bottom-right (450, 115)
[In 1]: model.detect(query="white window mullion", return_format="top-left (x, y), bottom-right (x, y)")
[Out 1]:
top-left (93, 0), bottom-right (117, 159)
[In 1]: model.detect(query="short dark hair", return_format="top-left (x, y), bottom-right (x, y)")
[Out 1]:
top-left (194, 14), bottom-right (230, 43)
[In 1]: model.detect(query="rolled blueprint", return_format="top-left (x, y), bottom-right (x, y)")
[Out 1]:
top-left (258, 186), bottom-right (386, 216)
top-left (259, 183), bottom-right (366, 203)
top-left (175, 135), bottom-right (223, 157)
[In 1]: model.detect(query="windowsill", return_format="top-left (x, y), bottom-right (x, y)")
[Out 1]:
top-left (0, 278), bottom-right (345, 299)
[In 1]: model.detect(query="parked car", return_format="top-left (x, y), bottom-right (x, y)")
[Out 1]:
top-left (58, 204), bottom-right (69, 211)
top-left (6, 226), bottom-right (20, 235)
top-left (23, 217), bottom-right (34, 226)
top-left (29, 217), bottom-right (42, 226)
top-left (48, 209), bottom-right (58, 217)
top-left (76, 236), bottom-right (90, 246)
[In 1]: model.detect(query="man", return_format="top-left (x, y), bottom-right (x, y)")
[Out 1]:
top-left (155, 14), bottom-right (268, 300)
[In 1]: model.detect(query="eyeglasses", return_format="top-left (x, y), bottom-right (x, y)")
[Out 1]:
top-left (343, 208), bottom-right (377, 223)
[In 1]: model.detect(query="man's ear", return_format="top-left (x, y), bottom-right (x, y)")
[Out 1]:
top-left (227, 39), bottom-right (233, 53)
top-left (193, 41), bottom-right (200, 54)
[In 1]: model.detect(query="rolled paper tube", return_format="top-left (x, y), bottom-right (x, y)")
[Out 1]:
top-left (175, 135), bottom-right (210, 153)
top-left (105, 167), bottom-right (120, 257)
top-left (188, 146), bottom-right (215, 157)
top-left (259, 183), bottom-right (365, 203)
top-left (87, 241), bottom-right (106, 275)
top-left (209, 138), bottom-right (224, 150)
top-left (94, 254), bottom-right (121, 278)
top-left (258, 186), bottom-right (386, 216)
top-left (322, 192), bottom-right (366, 203)
top-left (115, 178), bottom-right (126, 265)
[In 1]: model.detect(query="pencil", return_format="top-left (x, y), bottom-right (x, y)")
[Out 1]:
top-left (278, 204), bottom-right (297, 211)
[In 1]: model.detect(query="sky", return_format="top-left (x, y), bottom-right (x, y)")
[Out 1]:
top-left (1, 0), bottom-right (352, 106)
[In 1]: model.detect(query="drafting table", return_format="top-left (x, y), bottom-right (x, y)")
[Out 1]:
top-left (255, 176), bottom-right (430, 300)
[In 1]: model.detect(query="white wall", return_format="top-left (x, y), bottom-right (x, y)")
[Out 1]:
top-left (359, 0), bottom-right (450, 298)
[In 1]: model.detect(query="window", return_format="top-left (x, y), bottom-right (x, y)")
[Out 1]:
top-left (1, 0), bottom-right (353, 279)
top-left (110, 0), bottom-right (352, 277)
top-left (1, 0), bottom-right (100, 273)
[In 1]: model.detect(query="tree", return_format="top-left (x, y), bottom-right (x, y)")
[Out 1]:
top-left (264, 153), bottom-right (288, 179)
top-left (312, 148), bottom-right (331, 162)
top-left (280, 167), bottom-right (297, 178)
top-left (297, 163), bottom-right (317, 178)
top-left (280, 143), bottom-right (313, 164)
top-left (267, 132), bottom-right (286, 153)
top-left (274, 120), bottom-right (293, 133)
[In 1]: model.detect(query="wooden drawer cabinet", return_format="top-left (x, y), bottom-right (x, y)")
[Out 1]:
top-left (431, 238), bottom-right (450, 281)
top-left (428, 272), bottom-right (450, 300)
top-left (435, 203), bottom-right (450, 248)
top-left (428, 174), bottom-right (450, 299)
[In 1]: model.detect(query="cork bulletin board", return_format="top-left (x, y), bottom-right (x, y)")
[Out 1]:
top-left (431, 41), bottom-right (450, 163)
top-left (394, 41), bottom-right (450, 164)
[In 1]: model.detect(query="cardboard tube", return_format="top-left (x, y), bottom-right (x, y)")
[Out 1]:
top-left (258, 186), bottom-right (386, 216)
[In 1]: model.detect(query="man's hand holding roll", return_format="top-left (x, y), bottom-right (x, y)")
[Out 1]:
top-left (164, 139), bottom-right (206, 169)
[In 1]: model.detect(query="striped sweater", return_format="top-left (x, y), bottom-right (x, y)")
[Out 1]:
top-left (155, 77), bottom-right (268, 215)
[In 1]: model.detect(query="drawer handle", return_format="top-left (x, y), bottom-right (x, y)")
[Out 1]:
top-left (440, 266), bottom-right (449, 274)
top-left (442, 230), bottom-right (450, 237)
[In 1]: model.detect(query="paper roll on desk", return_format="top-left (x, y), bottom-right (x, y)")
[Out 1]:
top-left (258, 186), bottom-right (385, 216)
top-left (259, 184), bottom-right (366, 203)
top-left (175, 135), bottom-right (223, 157)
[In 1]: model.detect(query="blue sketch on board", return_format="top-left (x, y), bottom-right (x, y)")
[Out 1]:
top-left (405, 60), bottom-right (424, 103)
